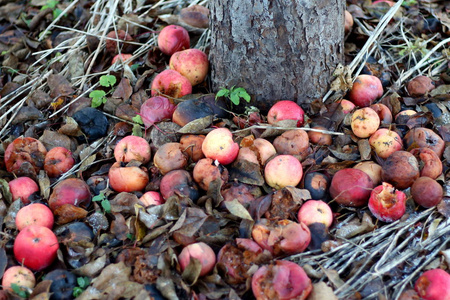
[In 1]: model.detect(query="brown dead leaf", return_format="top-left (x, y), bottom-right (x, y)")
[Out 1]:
top-left (0, 179), bottom-right (12, 204)
top-left (115, 103), bottom-right (139, 121)
top-left (110, 192), bottom-right (139, 214)
top-left (111, 213), bottom-right (130, 241)
top-left (178, 115), bottom-right (213, 134)
top-left (170, 207), bottom-right (208, 236)
top-left (113, 77), bottom-right (133, 101)
top-left (358, 139), bottom-right (372, 161)
top-left (307, 282), bottom-right (338, 300)
top-left (228, 159), bottom-right (265, 186)
top-left (335, 213), bottom-right (375, 239)
top-left (437, 197), bottom-right (450, 218)
top-left (224, 199), bottom-right (253, 221)
top-left (11, 106), bottom-right (43, 124)
top-left (39, 129), bottom-right (77, 152)
top-left (150, 122), bottom-right (182, 149)
top-left (54, 204), bottom-right (88, 225)
top-left (321, 267), bottom-right (346, 289)
top-left (47, 74), bottom-right (74, 98)
top-left (59, 116), bottom-right (83, 137)
top-left (73, 253), bottom-right (107, 278)
top-left (29, 280), bottom-right (52, 300)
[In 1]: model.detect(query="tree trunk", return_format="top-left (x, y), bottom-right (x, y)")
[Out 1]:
top-left (209, 0), bottom-right (345, 112)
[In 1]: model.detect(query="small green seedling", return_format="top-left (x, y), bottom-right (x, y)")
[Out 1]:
top-left (72, 276), bottom-right (90, 297)
top-left (42, 0), bottom-right (65, 20)
top-left (90, 74), bottom-right (117, 108)
top-left (92, 192), bottom-right (111, 213)
top-left (216, 86), bottom-right (251, 106)
top-left (132, 115), bottom-right (144, 137)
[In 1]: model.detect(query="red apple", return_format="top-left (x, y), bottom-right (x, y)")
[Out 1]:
top-left (297, 200), bottom-right (333, 228)
top-left (370, 103), bottom-right (393, 124)
top-left (267, 100), bottom-right (305, 127)
top-left (178, 242), bottom-right (216, 277)
top-left (139, 191), bottom-right (164, 207)
top-left (169, 49), bottom-right (209, 86)
top-left (351, 107), bottom-right (380, 138)
top-left (8, 177), bottom-right (39, 205)
top-left (157, 25), bottom-right (190, 56)
top-left (150, 69), bottom-right (192, 99)
top-left (1, 266), bottom-right (36, 292)
top-left (108, 162), bottom-right (149, 193)
top-left (330, 168), bottom-right (374, 207)
top-left (16, 203), bottom-right (54, 231)
top-left (348, 74), bottom-right (384, 107)
top-left (44, 146), bottom-right (75, 177)
top-left (48, 178), bottom-right (91, 211)
top-left (160, 169), bottom-right (200, 201)
top-left (382, 151), bottom-right (420, 190)
top-left (202, 128), bottom-right (239, 165)
top-left (368, 182), bottom-right (407, 222)
top-left (14, 225), bottom-right (59, 271)
top-left (411, 177), bottom-right (443, 208)
top-left (114, 135), bottom-right (151, 164)
top-left (264, 155), bottom-right (303, 189)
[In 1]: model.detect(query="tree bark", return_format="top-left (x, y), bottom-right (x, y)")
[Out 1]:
top-left (209, 0), bottom-right (345, 112)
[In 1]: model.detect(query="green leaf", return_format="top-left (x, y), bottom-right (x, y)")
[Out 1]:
top-left (132, 115), bottom-right (144, 125)
top-left (99, 75), bottom-right (117, 87)
top-left (230, 94), bottom-right (240, 105)
top-left (53, 8), bottom-right (63, 19)
top-left (77, 277), bottom-right (90, 288)
top-left (239, 91), bottom-right (251, 102)
top-left (101, 199), bottom-right (111, 213)
top-left (215, 89), bottom-right (229, 99)
top-left (132, 123), bottom-right (143, 137)
top-left (90, 90), bottom-right (107, 108)
top-left (73, 287), bottom-right (83, 298)
top-left (92, 193), bottom-right (105, 202)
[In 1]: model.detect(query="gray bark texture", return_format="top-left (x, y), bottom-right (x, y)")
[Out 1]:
top-left (209, 0), bottom-right (345, 112)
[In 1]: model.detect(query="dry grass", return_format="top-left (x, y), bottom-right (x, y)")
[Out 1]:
top-left (1, 0), bottom-right (448, 298)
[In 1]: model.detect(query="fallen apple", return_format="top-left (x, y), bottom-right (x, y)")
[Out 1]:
top-left (8, 176), bottom-right (39, 205)
top-left (16, 203), bottom-right (54, 231)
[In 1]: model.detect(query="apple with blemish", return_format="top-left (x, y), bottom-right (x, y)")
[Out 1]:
top-left (153, 142), bottom-right (188, 175)
top-left (202, 128), bottom-right (239, 165)
top-left (44, 146), bottom-right (75, 177)
top-left (410, 148), bottom-right (442, 179)
top-left (252, 260), bottom-right (312, 300)
top-left (250, 138), bottom-right (277, 165)
top-left (351, 107), bottom-right (380, 138)
top-left (308, 126), bottom-right (332, 146)
top-left (159, 169), bottom-right (200, 201)
top-left (368, 182), bottom-right (406, 222)
top-left (114, 135), bottom-right (151, 164)
top-left (370, 103), bottom-right (393, 124)
top-left (369, 128), bottom-right (403, 159)
top-left (8, 177), bottom-right (39, 205)
top-left (1, 266), bottom-right (36, 293)
top-left (193, 157), bottom-right (229, 191)
top-left (108, 162), bottom-right (149, 193)
top-left (48, 178), bottom-right (92, 211)
top-left (169, 48), bottom-right (209, 86)
top-left (273, 129), bottom-right (310, 160)
top-left (404, 127), bottom-right (445, 158)
top-left (382, 151), bottom-right (419, 190)
top-left (353, 161), bottom-right (383, 186)
top-left (151, 69), bottom-right (192, 99)
top-left (406, 75), bottom-right (435, 97)
top-left (338, 99), bottom-right (355, 113)
top-left (180, 134), bottom-right (205, 162)
top-left (111, 53), bottom-right (133, 65)
top-left (297, 200), bottom-right (333, 228)
top-left (415, 269), bottom-right (450, 300)
top-left (411, 177), bottom-right (443, 208)
top-left (4, 137), bottom-right (47, 176)
top-left (348, 74), bottom-right (383, 107)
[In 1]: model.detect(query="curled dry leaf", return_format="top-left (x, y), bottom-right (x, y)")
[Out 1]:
top-left (54, 204), bottom-right (88, 225)
top-left (335, 213), bottom-right (375, 239)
